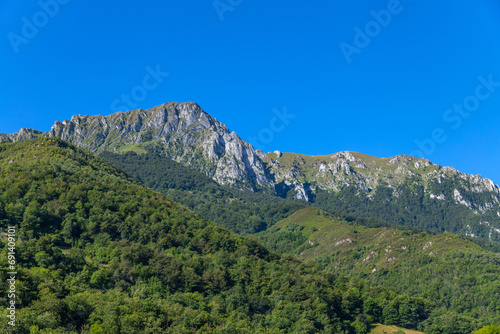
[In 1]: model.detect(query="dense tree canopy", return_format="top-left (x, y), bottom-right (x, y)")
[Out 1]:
top-left (1, 139), bottom-right (497, 333)
top-left (100, 151), bottom-right (306, 235)
top-left (0, 138), bottom-right (383, 333)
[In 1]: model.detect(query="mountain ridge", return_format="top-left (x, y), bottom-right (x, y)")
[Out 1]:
top-left (2, 102), bottom-right (498, 196)
top-left (2, 102), bottom-right (500, 244)
top-left (1, 102), bottom-right (273, 192)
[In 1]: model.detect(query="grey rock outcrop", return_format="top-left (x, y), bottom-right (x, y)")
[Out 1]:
top-left (0, 128), bottom-right (44, 142)
top-left (43, 102), bottom-right (273, 191)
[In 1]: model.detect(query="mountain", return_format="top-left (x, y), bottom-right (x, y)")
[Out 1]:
top-left (1, 102), bottom-right (272, 192)
top-left (2, 102), bottom-right (500, 246)
top-left (0, 137), bottom-right (378, 333)
top-left (0, 134), bottom-right (498, 333)
top-left (255, 207), bottom-right (500, 332)
top-left (260, 151), bottom-right (500, 246)
top-left (0, 127), bottom-right (44, 142)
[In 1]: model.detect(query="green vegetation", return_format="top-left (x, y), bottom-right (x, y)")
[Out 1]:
top-left (114, 144), bottom-right (148, 154)
top-left (312, 185), bottom-right (500, 252)
top-left (256, 208), bottom-right (500, 333)
top-left (0, 138), bottom-right (375, 333)
top-left (262, 151), bottom-right (500, 249)
top-left (474, 325), bottom-right (500, 334)
top-left (101, 150), bottom-right (500, 332)
top-left (100, 151), bottom-right (306, 235)
top-left (1, 138), bottom-right (497, 333)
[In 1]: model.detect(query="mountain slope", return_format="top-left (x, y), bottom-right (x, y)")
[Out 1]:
top-left (2, 102), bottom-right (500, 246)
top-left (260, 151), bottom-right (500, 246)
top-left (0, 137), bottom-right (385, 333)
top-left (255, 208), bottom-right (500, 332)
top-left (99, 150), bottom-right (306, 234)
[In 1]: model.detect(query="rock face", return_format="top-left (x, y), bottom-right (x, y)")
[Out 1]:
top-left (0, 128), bottom-right (44, 142)
top-left (2, 102), bottom-right (273, 191)
top-left (261, 150), bottom-right (500, 209)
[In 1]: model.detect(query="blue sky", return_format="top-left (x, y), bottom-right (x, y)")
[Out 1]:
top-left (1, 0), bottom-right (500, 184)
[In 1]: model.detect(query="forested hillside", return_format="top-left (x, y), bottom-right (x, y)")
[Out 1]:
top-left (0, 138), bottom-right (407, 334)
top-left (101, 147), bottom-right (500, 333)
top-left (100, 151), bottom-right (306, 235)
top-left (256, 208), bottom-right (500, 333)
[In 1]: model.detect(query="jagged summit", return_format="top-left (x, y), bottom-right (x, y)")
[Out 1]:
top-left (46, 102), bottom-right (272, 191)
top-left (0, 102), bottom-right (271, 191)
top-left (48, 102), bottom-right (222, 150)
top-left (0, 127), bottom-right (43, 142)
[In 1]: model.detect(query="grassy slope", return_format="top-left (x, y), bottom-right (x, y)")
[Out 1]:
top-left (255, 208), bottom-right (500, 330)
top-left (370, 323), bottom-right (424, 334)
top-left (270, 208), bottom-right (481, 267)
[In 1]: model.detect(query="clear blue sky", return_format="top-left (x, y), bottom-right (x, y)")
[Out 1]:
top-left (1, 0), bottom-right (500, 184)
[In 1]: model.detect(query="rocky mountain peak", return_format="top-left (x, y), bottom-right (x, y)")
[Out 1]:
top-left (388, 154), bottom-right (433, 170)
top-left (48, 102), bottom-right (225, 148)
top-left (0, 128), bottom-right (43, 142)
top-left (44, 102), bottom-right (271, 191)
top-left (331, 151), bottom-right (357, 161)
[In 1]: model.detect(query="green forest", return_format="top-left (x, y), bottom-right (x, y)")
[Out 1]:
top-left (0, 138), bottom-right (398, 333)
top-left (100, 151), bottom-right (307, 235)
top-left (0, 139), bottom-right (499, 333)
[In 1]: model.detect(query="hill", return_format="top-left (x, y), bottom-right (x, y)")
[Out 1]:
top-left (0, 137), bottom-right (404, 334)
top-left (255, 207), bottom-right (500, 332)
top-left (261, 151), bottom-right (500, 248)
